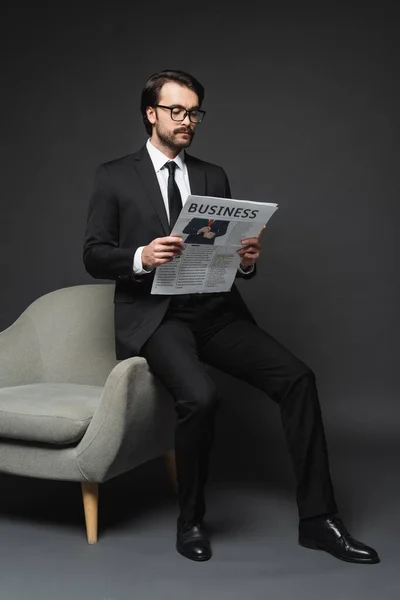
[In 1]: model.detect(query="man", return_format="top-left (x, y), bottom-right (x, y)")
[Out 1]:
top-left (182, 218), bottom-right (229, 244)
top-left (83, 70), bottom-right (379, 564)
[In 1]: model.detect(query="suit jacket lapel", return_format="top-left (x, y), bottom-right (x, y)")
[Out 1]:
top-left (131, 147), bottom-right (207, 235)
top-left (132, 146), bottom-right (169, 235)
top-left (185, 153), bottom-right (206, 196)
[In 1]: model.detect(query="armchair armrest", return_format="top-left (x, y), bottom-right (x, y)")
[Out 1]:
top-left (76, 356), bottom-right (175, 482)
top-left (0, 313), bottom-right (44, 388)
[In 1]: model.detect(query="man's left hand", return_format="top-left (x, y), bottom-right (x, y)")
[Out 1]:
top-left (238, 226), bottom-right (266, 270)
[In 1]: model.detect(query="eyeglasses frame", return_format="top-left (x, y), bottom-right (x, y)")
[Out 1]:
top-left (153, 104), bottom-right (206, 123)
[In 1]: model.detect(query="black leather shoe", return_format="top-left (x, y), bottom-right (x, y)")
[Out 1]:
top-left (299, 513), bottom-right (380, 564)
top-left (176, 521), bottom-right (212, 562)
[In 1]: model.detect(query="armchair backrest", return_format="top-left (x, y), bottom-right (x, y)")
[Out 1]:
top-left (24, 284), bottom-right (119, 386)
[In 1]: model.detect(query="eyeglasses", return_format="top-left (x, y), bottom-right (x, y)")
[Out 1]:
top-left (154, 104), bottom-right (206, 123)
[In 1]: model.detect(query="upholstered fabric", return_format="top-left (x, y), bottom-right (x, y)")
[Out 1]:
top-left (0, 383), bottom-right (102, 445)
top-left (23, 285), bottom-right (118, 386)
top-left (0, 284), bottom-right (176, 483)
top-left (0, 313), bottom-right (44, 388)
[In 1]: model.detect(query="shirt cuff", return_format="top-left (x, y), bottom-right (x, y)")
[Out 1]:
top-left (133, 247), bottom-right (154, 275)
top-left (237, 263), bottom-right (255, 275)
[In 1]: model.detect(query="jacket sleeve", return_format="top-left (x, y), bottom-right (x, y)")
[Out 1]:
top-left (83, 165), bottom-right (140, 282)
top-left (212, 220), bottom-right (229, 237)
top-left (182, 218), bottom-right (204, 234)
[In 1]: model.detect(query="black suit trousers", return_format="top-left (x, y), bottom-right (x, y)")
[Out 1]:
top-left (139, 297), bottom-right (338, 524)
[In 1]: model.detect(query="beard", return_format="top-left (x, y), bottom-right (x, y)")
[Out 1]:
top-left (155, 122), bottom-right (195, 152)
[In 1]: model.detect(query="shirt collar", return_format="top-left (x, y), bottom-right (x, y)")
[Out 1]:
top-left (146, 138), bottom-right (185, 173)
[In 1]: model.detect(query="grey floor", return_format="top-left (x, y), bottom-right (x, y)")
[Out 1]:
top-left (0, 434), bottom-right (398, 600)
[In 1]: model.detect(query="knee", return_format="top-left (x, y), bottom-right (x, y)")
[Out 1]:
top-left (298, 365), bottom-right (316, 382)
top-left (286, 361), bottom-right (316, 390)
top-left (275, 363), bottom-right (317, 407)
top-left (186, 380), bottom-right (219, 416)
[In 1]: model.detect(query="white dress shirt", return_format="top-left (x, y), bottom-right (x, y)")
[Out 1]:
top-left (133, 138), bottom-right (254, 275)
top-left (132, 139), bottom-right (190, 275)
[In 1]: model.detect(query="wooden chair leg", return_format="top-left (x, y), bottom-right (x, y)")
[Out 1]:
top-left (81, 482), bottom-right (99, 544)
top-left (164, 449), bottom-right (178, 494)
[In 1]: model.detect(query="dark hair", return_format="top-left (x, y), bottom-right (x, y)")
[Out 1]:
top-left (140, 69), bottom-right (205, 135)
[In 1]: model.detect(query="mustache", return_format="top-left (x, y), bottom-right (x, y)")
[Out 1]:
top-left (173, 127), bottom-right (194, 136)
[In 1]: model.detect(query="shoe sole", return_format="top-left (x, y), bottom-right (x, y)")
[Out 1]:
top-left (176, 543), bottom-right (212, 562)
top-left (299, 537), bottom-right (380, 564)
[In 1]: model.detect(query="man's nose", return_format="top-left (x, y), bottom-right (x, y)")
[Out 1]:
top-left (182, 113), bottom-right (191, 125)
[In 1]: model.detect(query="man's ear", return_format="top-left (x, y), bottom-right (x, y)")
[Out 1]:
top-left (146, 106), bottom-right (156, 126)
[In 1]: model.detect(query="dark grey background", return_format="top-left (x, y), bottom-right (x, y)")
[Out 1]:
top-left (1, 0), bottom-right (399, 487)
top-left (1, 3), bottom-right (399, 598)
top-left (2, 2), bottom-right (398, 434)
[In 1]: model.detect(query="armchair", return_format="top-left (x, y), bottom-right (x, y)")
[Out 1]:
top-left (0, 284), bottom-right (178, 543)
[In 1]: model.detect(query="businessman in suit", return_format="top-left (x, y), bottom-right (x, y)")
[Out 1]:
top-left (182, 218), bottom-right (229, 244)
top-left (83, 70), bottom-right (379, 564)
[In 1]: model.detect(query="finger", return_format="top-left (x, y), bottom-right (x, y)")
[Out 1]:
top-left (241, 254), bottom-right (258, 260)
top-left (238, 245), bottom-right (259, 254)
top-left (240, 250), bottom-right (259, 258)
top-left (156, 251), bottom-right (182, 258)
top-left (163, 236), bottom-right (184, 244)
top-left (155, 257), bottom-right (175, 265)
top-left (241, 237), bottom-right (259, 245)
top-left (243, 242), bottom-right (261, 248)
top-left (258, 225), bottom-right (267, 240)
top-left (156, 242), bottom-right (184, 251)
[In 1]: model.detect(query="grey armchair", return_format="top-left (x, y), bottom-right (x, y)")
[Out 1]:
top-left (0, 284), bottom-right (178, 543)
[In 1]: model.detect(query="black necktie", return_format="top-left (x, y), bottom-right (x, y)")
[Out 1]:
top-left (165, 161), bottom-right (182, 232)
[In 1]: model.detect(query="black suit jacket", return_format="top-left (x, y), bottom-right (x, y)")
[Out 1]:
top-left (182, 218), bottom-right (229, 244)
top-left (83, 145), bottom-right (257, 359)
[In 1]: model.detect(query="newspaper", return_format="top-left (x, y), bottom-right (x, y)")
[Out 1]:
top-left (151, 195), bottom-right (278, 295)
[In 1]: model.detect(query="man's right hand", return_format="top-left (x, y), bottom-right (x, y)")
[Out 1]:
top-left (141, 236), bottom-right (184, 270)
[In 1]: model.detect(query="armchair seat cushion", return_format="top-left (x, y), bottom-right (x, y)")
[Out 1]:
top-left (0, 383), bottom-right (103, 445)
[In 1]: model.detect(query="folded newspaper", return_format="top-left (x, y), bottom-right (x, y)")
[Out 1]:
top-left (151, 195), bottom-right (278, 295)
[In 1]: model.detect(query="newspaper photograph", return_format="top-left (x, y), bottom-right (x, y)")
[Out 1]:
top-left (151, 195), bottom-right (278, 295)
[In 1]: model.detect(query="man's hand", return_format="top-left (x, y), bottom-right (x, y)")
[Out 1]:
top-left (203, 231), bottom-right (216, 239)
top-left (197, 226), bottom-right (211, 234)
top-left (237, 226), bottom-right (266, 270)
top-left (141, 236), bottom-right (184, 269)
